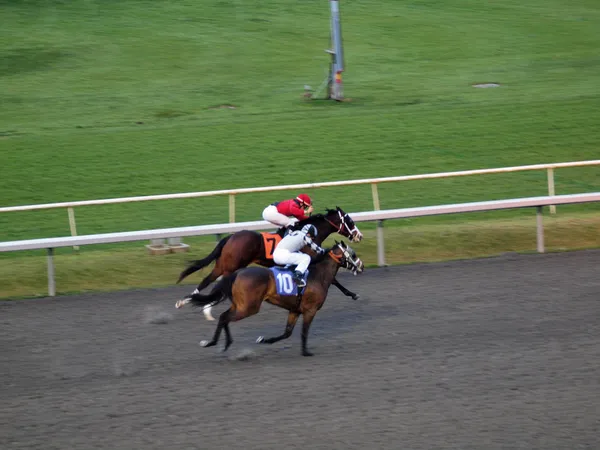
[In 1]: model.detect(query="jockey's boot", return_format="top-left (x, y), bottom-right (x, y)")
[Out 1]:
top-left (293, 270), bottom-right (306, 288)
top-left (277, 226), bottom-right (293, 237)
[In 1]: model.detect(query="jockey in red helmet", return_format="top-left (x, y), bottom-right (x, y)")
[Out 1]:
top-left (262, 194), bottom-right (314, 231)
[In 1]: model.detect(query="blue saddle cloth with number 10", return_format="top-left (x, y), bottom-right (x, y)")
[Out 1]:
top-left (270, 267), bottom-right (309, 296)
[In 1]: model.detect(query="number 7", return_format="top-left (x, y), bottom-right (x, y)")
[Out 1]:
top-left (267, 238), bottom-right (277, 256)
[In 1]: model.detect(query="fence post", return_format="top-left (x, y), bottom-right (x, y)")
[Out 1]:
top-left (536, 206), bottom-right (545, 253)
top-left (376, 220), bottom-right (386, 266)
top-left (371, 183), bottom-right (386, 266)
top-left (47, 248), bottom-right (56, 297)
top-left (547, 168), bottom-right (556, 214)
top-left (229, 194), bottom-right (236, 223)
top-left (371, 183), bottom-right (380, 210)
top-left (67, 207), bottom-right (80, 251)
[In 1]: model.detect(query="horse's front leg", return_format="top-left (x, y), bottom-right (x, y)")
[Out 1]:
top-left (257, 311), bottom-right (299, 345)
top-left (332, 277), bottom-right (360, 300)
top-left (300, 310), bottom-right (317, 357)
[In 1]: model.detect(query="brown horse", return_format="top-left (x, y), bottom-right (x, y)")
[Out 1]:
top-left (177, 207), bottom-right (363, 319)
top-left (175, 241), bottom-right (364, 356)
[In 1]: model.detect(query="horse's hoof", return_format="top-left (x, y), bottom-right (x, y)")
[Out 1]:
top-left (302, 350), bottom-right (314, 357)
top-left (352, 294), bottom-right (360, 301)
top-left (199, 340), bottom-right (210, 347)
top-left (256, 336), bottom-right (264, 344)
top-left (175, 298), bottom-right (189, 309)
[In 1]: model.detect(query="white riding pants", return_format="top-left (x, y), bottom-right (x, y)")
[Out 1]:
top-left (272, 248), bottom-right (311, 274)
top-left (262, 205), bottom-right (298, 228)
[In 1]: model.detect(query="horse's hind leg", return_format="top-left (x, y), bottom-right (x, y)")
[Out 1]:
top-left (200, 306), bottom-right (252, 352)
top-left (200, 307), bottom-right (234, 349)
top-left (332, 277), bottom-right (360, 301)
top-left (192, 266), bottom-right (223, 295)
top-left (257, 311), bottom-right (299, 345)
top-left (188, 267), bottom-right (227, 321)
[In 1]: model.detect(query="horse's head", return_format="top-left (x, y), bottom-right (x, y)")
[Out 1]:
top-left (324, 207), bottom-right (363, 243)
top-left (330, 240), bottom-right (364, 275)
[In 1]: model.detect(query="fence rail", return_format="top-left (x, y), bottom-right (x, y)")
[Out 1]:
top-left (2, 192), bottom-right (599, 297)
top-left (1, 160), bottom-right (599, 236)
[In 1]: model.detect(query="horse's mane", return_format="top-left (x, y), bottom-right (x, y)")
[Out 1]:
top-left (292, 208), bottom-right (340, 229)
top-left (293, 213), bottom-right (326, 228)
top-left (307, 242), bottom-right (344, 268)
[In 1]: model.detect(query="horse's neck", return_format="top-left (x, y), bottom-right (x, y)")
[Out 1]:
top-left (312, 256), bottom-right (341, 286)
top-left (293, 215), bottom-right (336, 244)
top-left (312, 218), bottom-right (336, 245)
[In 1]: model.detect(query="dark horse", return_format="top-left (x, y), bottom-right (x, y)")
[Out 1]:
top-left (175, 241), bottom-right (364, 356)
top-left (177, 207), bottom-right (363, 319)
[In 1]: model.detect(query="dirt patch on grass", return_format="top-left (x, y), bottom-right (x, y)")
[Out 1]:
top-left (472, 82), bottom-right (501, 88)
top-left (207, 104), bottom-right (237, 110)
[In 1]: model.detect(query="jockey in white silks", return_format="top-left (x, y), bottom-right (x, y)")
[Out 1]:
top-left (272, 224), bottom-right (325, 287)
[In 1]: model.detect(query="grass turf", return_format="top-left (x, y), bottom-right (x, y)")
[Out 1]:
top-left (1, 0), bottom-right (599, 296)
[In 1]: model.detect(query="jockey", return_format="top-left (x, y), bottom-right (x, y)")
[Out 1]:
top-left (262, 194), bottom-right (314, 232)
top-left (272, 224), bottom-right (325, 288)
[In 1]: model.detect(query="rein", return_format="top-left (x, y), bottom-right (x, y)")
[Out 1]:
top-left (325, 217), bottom-right (343, 234)
top-left (328, 251), bottom-right (343, 264)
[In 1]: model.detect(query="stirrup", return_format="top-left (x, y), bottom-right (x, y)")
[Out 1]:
top-left (293, 271), bottom-right (306, 287)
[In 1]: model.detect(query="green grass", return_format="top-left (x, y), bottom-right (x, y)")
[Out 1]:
top-left (1, 0), bottom-right (600, 296)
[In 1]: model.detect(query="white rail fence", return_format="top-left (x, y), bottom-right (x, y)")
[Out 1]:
top-left (1, 193), bottom-right (599, 297)
top-left (1, 160), bottom-right (599, 246)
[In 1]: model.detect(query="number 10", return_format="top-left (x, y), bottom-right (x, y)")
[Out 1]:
top-left (276, 273), bottom-right (294, 294)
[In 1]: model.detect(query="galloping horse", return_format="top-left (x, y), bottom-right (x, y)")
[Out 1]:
top-left (177, 207), bottom-right (363, 319)
top-left (175, 241), bottom-right (364, 356)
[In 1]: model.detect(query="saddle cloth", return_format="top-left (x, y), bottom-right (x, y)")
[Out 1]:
top-left (261, 232), bottom-right (283, 260)
top-left (270, 266), bottom-right (308, 296)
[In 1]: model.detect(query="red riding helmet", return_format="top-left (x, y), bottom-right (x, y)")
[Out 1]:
top-left (296, 193), bottom-right (312, 207)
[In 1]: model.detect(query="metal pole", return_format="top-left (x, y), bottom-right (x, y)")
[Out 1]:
top-left (547, 168), bottom-right (556, 214)
top-left (228, 194), bottom-right (235, 223)
top-left (536, 206), bottom-right (545, 253)
top-left (329, 0), bottom-right (344, 100)
top-left (67, 207), bottom-right (80, 251)
top-left (47, 248), bottom-right (56, 297)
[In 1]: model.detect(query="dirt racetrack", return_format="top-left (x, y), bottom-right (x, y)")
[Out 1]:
top-left (1, 250), bottom-right (599, 450)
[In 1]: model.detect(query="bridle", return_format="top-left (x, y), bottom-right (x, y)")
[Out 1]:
top-left (325, 210), bottom-right (363, 242)
top-left (328, 251), bottom-right (344, 264)
top-left (328, 244), bottom-right (363, 275)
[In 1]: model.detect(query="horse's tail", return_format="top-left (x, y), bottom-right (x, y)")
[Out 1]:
top-left (177, 235), bottom-right (232, 283)
top-left (187, 272), bottom-right (238, 308)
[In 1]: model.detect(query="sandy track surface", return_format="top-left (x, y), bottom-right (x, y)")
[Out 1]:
top-left (1, 250), bottom-right (599, 449)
